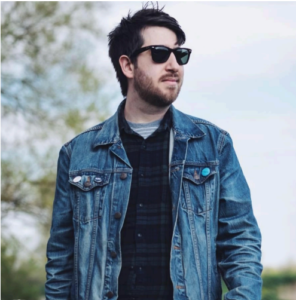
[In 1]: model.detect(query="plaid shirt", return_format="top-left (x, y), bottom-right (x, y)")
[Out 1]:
top-left (118, 104), bottom-right (173, 300)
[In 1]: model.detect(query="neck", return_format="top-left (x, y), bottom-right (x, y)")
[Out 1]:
top-left (124, 96), bottom-right (170, 124)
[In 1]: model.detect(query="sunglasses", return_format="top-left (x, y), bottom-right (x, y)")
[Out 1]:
top-left (130, 45), bottom-right (192, 65)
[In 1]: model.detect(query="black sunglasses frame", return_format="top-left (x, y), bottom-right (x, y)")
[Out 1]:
top-left (130, 45), bottom-right (192, 65)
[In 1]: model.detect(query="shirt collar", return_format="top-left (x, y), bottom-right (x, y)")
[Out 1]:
top-left (118, 100), bottom-right (172, 136)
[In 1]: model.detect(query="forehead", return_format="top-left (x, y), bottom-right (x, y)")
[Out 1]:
top-left (141, 26), bottom-right (178, 48)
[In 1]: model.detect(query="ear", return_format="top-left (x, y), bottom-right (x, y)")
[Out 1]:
top-left (119, 55), bottom-right (135, 79)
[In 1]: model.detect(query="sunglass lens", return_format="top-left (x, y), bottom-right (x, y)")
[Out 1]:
top-left (151, 47), bottom-right (170, 63)
top-left (176, 49), bottom-right (190, 65)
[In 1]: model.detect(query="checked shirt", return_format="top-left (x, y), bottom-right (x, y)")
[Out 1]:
top-left (117, 105), bottom-right (174, 300)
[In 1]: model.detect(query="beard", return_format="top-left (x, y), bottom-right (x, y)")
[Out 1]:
top-left (133, 67), bottom-right (182, 108)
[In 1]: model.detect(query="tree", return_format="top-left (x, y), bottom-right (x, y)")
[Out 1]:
top-left (1, 2), bottom-right (114, 297)
top-left (1, 2), bottom-right (111, 140)
top-left (1, 238), bottom-right (45, 300)
top-left (1, 1), bottom-right (113, 227)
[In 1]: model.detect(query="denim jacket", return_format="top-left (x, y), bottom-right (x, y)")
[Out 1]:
top-left (45, 101), bottom-right (262, 300)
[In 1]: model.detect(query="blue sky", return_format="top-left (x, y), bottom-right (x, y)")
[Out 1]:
top-left (103, 1), bottom-right (296, 267)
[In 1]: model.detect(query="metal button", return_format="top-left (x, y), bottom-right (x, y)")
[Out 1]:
top-left (94, 177), bottom-right (102, 183)
top-left (120, 172), bottom-right (127, 180)
top-left (114, 212), bottom-right (122, 219)
top-left (201, 167), bottom-right (211, 177)
top-left (84, 176), bottom-right (92, 187)
top-left (106, 291), bottom-right (114, 298)
top-left (73, 176), bottom-right (81, 183)
top-left (110, 251), bottom-right (117, 258)
top-left (84, 179), bottom-right (92, 187)
top-left (194, 170), bottom-right (200, 180)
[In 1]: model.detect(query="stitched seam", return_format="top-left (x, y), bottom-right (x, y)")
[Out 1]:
top-left (64, 143), bottom-right (72, 159)
top-left (64, 124), bottom-right (104, 147)
top-left (218, 130), bottom-right (231, 156)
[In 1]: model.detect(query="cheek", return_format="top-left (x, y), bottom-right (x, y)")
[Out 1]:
top-left (179, 67), bottom-right (184, 78)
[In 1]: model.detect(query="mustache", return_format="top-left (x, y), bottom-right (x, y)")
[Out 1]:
top-left (160, 73), bottom-right (180, 82)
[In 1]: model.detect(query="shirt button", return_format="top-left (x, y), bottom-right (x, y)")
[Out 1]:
top-left (140, 173), bottom-right (144, 177)
top-left (137, 233), bottom-right (142, 238)
top-left (106, 291), bottom-right (114, 298)
top-left (110, 251), bottom-right (117, 258)
top-left (120, 172), bottom-right (127, 180)
top-left (130, 265), bottom-right (134, 270)
top-left (139, 203), bottom-right (143, 207)
top-left (114, 212), bottom-right (122, 219)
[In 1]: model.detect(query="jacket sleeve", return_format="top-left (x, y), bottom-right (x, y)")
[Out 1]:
top-left (45, 145), bottom-right (74, 300)
top-left (217, 133), bottom-right (263, 299)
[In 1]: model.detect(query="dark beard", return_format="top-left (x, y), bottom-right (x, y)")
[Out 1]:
top-left (134, 68), bottom-right (180, 108)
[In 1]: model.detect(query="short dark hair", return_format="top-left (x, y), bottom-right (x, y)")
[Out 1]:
top-left (108, 3), bottom-right (186, 96)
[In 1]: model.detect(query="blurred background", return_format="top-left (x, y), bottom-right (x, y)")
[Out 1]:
top-left (1, 2), bottom-right (296, 299)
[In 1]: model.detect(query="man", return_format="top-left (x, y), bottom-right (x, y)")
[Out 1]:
top-left (45, 4), bottom-right (262, 300)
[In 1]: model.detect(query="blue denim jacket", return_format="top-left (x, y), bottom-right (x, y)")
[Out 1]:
top-left (45, 101), bottom-right (262, 300)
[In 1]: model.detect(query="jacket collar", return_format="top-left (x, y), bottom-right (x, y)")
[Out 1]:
top-left (93, 100), bottom-right (205, 148)
top-left (170, 105), bottom-right (206, 139)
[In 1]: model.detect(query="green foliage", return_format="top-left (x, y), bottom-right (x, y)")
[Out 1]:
top-left (1, 3), bottom-right (114, 297)
top-left (263, 269), bottom-right (296, 287)
top-left (1, 1), bottom-right (112, 224)
top-left (1, 239), bottom-right (45, 300)
top-left (1, 1), bottom-right (110, 139)
top-left (220, 269), bottom-right (296, 299)
top-left (262, 269), bottom-right (296, 300)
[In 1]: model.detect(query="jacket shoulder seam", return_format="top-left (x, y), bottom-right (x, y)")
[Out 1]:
top-left (217, 131), bottom-right (229, 155)
top-left (187, 116), bottom-right (229, 155)
top-left (63, 144), bottom-right (72, 159)
top-left (63, 123), bottom-right (105, 148)
top-left (190, 118), bottom-right (227, 133)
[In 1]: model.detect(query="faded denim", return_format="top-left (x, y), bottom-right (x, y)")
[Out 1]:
top-left (45, 101), bottom-right (262, 300)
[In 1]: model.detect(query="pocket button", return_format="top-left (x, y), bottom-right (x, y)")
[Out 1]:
top-left (84, 181), bottom-right (92, 187)
top-left (120, 172), bottom-right (127, 180)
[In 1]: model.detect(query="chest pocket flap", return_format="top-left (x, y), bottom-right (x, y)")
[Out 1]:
top-left (182, 162), bottom-right (218, 214)
top-left (69, 171), bottom-right (111, 223)
top-left (69, 172), bottom-right (110, 191)
top-left (183, 164), bottom-right (217, 185)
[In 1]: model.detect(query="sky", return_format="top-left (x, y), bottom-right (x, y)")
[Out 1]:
top-left (3, 1), bottom-right (296, 269)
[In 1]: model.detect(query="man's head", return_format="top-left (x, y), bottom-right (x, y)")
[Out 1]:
top-left (108, 4), bottom-right (188, 107)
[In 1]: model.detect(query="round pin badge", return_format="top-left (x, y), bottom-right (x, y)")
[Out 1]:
top-left (73, 176), bottom-right (82, 183)
top-left (201, 167), bottom-right (210, 177)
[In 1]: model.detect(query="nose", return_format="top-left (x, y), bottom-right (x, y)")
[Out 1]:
top-left (165, 52), bottom-right (180, 72)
